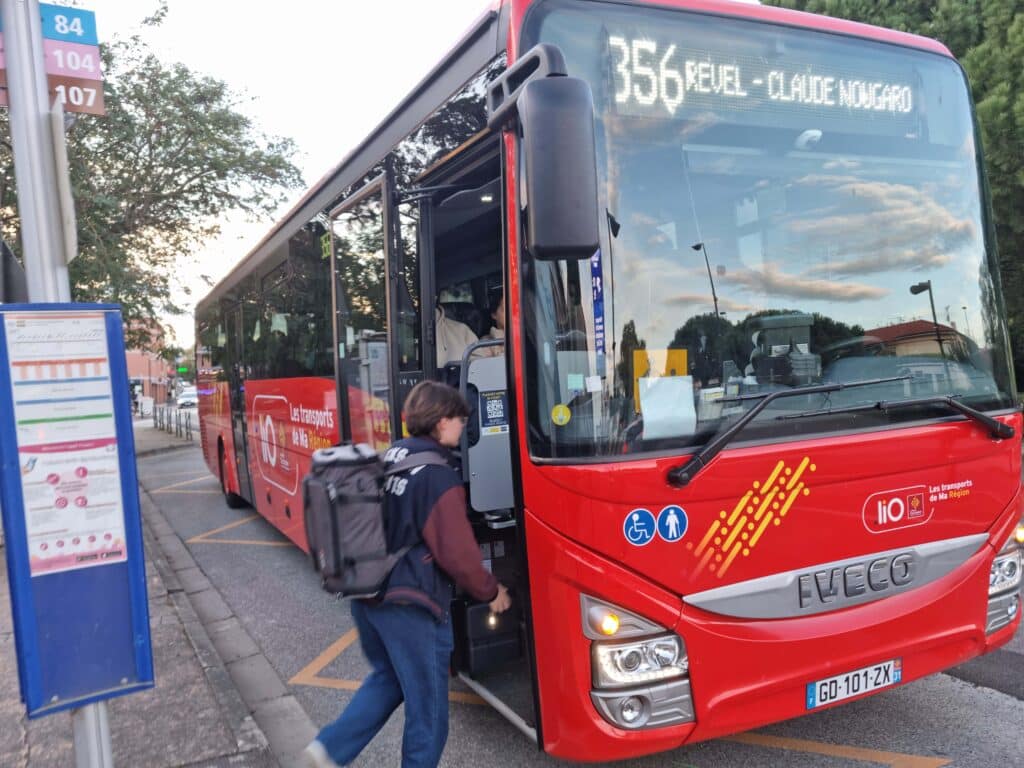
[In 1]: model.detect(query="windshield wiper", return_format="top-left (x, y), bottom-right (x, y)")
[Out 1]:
top-left (666, 376), bottom-right (912, 488)
top-left (776, 395), bottom-right (1015, 440)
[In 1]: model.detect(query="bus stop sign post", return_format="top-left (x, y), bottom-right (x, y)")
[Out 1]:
top-left (0, 305), bottom-right (155, 766)
top-left (0, 2), bottom-right (146, 766)
top-left (0, 0), bottom-right (71, 301)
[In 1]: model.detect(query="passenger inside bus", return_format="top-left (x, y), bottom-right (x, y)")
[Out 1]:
top-left (427, 163), bottom-right (514, 521)
top-left (435, 303), bottom-right (478, 368)
top-left (470, 291), bottom-right (505, 360)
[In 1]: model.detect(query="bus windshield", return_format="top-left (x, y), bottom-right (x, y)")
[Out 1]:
top-left (520, 0), bottom-right (1016, 459)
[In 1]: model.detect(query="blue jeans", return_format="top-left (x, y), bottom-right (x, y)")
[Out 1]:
top-left (317, 600), bottom-right (454, 768)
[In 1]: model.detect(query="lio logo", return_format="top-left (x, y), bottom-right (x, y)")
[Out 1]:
top-left (260, 414), bottom-right (278, 467)
top-left (863, 486), bottom-right (929, 534)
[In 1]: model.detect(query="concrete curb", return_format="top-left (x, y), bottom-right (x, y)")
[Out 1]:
top-left (139, 485), bottom-right (317, 767)
top-left (134, 440), bottom-right (197, 459)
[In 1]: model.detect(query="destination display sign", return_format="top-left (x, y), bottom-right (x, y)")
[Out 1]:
top-left (605, 30), bottom-right (918, 132)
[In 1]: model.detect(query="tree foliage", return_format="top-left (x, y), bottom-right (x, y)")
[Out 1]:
top-left (0, 20), bottom-right (303, 350)
top-left (767, 0), bottom-right (1024, 384)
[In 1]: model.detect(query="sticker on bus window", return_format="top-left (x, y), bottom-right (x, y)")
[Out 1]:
top-left (480, 391), bottom-right (509, 435)
top-left (551, 404), bottom-right (571, 426)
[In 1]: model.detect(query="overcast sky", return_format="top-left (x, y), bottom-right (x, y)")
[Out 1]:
top-left (88, 0), bottom-right (491, 347)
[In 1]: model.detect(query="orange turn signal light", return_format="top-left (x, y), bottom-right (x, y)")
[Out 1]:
top-left (599, 612), bottom-right (621, 636)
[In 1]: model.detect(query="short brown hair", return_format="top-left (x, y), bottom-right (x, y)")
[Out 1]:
top-left (403, 381), bottom-right (470, 437)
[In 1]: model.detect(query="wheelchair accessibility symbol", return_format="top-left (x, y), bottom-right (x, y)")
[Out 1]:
top-left (623, 508), bottom-right (657, 547)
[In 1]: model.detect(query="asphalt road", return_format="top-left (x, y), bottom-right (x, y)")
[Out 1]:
top-left (139, 445), bottom-right (1024, 768)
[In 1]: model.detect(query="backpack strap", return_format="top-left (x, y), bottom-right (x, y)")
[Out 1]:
top-left (383, 451), bottom-right (451, 477)
top-left (374, 452), bottom-right (451, 568)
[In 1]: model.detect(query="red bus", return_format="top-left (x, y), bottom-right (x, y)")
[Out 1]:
top-left (196, 0), bottom-right (1023, 760)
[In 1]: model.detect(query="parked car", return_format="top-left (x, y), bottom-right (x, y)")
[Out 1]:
top-left (177, 385), bottom-right (198, 408)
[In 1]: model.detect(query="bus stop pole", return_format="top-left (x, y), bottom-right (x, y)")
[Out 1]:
top-left (0, 0), bottom-right (71, 302)
top-left (0, 1), bottom-right (111, 766)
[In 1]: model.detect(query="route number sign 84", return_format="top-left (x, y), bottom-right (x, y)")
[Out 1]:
top-left (52, 14), bottom-right (85, 37)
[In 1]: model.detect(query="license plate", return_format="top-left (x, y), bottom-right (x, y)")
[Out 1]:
top-left (806, 659), bottom-right (902, 709)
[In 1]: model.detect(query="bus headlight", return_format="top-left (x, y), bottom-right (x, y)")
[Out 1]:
top-left (593, 634), bottom-right (688, 688)
top-left (989, 534), bottom-right (1022, 596)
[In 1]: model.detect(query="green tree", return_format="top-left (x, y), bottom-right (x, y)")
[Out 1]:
top-left (767, 0), bottom-right (1024, 384)
top-left (0, 13), bottom-right (303, 351)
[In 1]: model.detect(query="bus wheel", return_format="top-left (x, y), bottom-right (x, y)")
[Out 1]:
top-left (219, 444), bottom-right (248, 509)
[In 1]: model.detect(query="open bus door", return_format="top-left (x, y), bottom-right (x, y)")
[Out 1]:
top-left (399, 140), bottom-right (540, 741)
top-left (224, 302), bottom-right (255, 503)
top-left (329, 173), bottom-right (401, 451)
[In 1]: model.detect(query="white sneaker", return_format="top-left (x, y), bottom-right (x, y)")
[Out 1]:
top-left (299, 740), bottom-right (340, 768)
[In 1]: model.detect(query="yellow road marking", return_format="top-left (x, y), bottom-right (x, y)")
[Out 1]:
top-left (727, 733), bottom-right (951, 767)
top-left (290, 629), bottom-right (361, 685)
top-left (186, 515), bottom-right (290, 547)
top-left (151, 475), bottom-right (216, 493)
top-left (187, 515), bottom-right (258, 542)
top-left (290, 628), bottom-right (486, 705)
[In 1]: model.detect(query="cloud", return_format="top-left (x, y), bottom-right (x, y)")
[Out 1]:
top-left (805, 246), bottom-right (951, 277)
top-left (784, 176), bottom-right (976, 277)
top-left (720, 262), bottom-right (887, 302)
top-left (665, 293), bottom-right (758, 313)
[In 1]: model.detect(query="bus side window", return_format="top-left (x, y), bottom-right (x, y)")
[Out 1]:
top-left (333, 187), bottom-right (393, 450)
top-left (395, 201), bottom-right (424, 416)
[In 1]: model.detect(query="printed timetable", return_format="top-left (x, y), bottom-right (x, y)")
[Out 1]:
top-left (4, 312), bottom-right (126, 576)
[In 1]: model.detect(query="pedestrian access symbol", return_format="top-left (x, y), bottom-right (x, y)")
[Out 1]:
top-left (623, 508), bottom-right (656, 546)
top-left (657, 505), bottom-right (688, 543)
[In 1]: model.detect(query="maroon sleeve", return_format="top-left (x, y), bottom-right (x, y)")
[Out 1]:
top-left (422, 485), bottom-right (499, 602)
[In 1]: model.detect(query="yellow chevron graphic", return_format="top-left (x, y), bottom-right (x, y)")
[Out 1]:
top-left (686, 457), bottom-right (816, 578)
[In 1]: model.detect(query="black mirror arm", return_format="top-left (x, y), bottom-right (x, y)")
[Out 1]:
top-left (486, 44), bottom-right (568, 131)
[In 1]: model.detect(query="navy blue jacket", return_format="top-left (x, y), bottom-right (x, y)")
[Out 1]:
top-left (380, 436), bottom-right (498, 621)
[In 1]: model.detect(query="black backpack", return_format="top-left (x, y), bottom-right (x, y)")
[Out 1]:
top-left (302, 443), bottom-right (448, 597)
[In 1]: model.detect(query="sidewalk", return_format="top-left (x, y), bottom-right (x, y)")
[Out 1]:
top-left (0, 422), bottom-right (280, 767)
top-left (133, 413), bottom-right (196, 457)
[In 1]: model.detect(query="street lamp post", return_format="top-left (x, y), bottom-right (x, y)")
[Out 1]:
top-left (910, 280), bottom-right (951, 383)
top-left (691, 242), bottom-right (720, 319)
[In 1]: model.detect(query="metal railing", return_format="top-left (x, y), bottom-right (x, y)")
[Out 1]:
top-left (153, 405), bottom-right (194, 441)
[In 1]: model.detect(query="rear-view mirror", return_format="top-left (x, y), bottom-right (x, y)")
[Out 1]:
top-left (518, 76), bottom-right (600, 261)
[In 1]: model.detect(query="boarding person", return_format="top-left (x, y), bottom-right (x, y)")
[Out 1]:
top-left (302, 381), bottom-right (512, 768)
